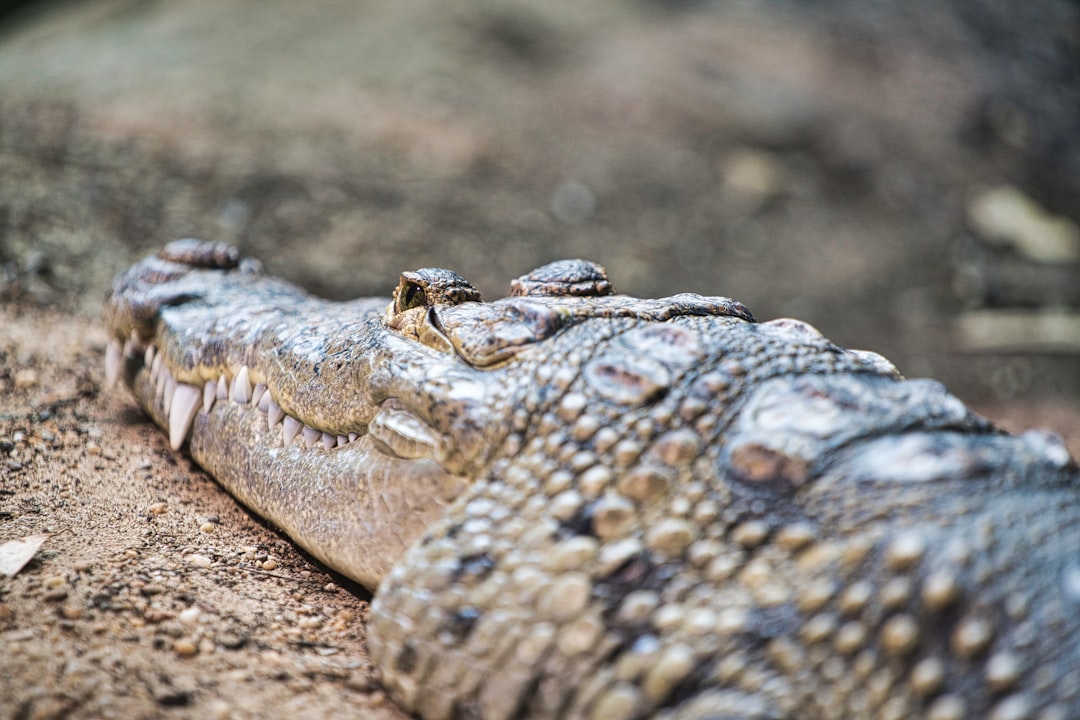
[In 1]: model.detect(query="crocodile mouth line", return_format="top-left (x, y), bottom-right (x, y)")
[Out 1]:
top-left (106, 335), bottom-right (369, 454)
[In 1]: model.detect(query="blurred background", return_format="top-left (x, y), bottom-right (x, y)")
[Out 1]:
top-left (1, 0), bottom-right (1077, 406)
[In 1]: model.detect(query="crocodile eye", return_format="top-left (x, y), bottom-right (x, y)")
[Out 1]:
top-left (393, 268), bottom-right (482, 315)
top-left (396, 277), bottom-right (427, 313)
top-left (389, 267), bottom-right (483, 342)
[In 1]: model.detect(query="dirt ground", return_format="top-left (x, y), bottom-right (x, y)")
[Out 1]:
top-left (2, 1), bottom-right (1079, 719)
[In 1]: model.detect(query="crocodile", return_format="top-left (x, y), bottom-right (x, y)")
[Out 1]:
top-left (104, 239), bottom-right (1080, 720)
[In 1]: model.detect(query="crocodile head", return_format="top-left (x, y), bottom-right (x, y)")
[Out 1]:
top-left (103, 239), bottom-right (755, 586)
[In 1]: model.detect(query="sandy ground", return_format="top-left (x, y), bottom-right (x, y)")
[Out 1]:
top-left (3, 303), bottom-right (1079, 720)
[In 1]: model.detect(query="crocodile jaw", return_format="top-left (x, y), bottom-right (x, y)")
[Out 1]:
top-left (110, 335), bottom-right (469, 589)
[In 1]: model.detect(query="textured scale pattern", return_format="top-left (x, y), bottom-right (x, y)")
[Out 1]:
top-left (104, 241), bottom-right (1080, 720)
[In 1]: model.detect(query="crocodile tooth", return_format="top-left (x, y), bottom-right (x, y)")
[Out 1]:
top-left (105, 340), bottom-right (122, 388)
top-left (169, 383), bottom-right (202, 451)
top-left (231, 366), bottom-right (252, 404)
top-left (203, 380), bottom-right (217, 414)
top-left (337, 435), bottom-right (348, 447)
top-left (122, 335), bottom-right (139, 360)
top-left (155, 365), bottom-right (168, 402)
top-left (163, 374), bottom-right (177, 415)
top-left (144, 344), bottom-right (155, 368)
top-left (319, 432), bottom-right (334, 451)
top-left (251, 383), bottom-right (267, 409)
top-left (348, 432), bottom-right (358, 443)
top-left (150, 353), bottom-right (163, 385)
top-left (216, 374), bottom-right (228, 401)
top-left (302, 425), bottom-right (320, 448)
top-left (282, 416), bottom-right (302, 445)
top-left (267, 399), bottom-right (285, 430)
top-left (256, 385), bottom-right (271, 413)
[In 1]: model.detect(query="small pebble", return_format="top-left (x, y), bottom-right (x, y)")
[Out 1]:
top-left (173, 639), bottom-right (198, 657)
top-left (60, 604), bottom-right (83, 620)
top-left (207, 699), bottom-right (233, 719)
top-left (179, 607), bottom-right (201, 625)
top-left (144, 608), bottom-right (173, 624)
top-left (218, 632), bottom-right (246, 649)
top-left (187, 554), bottom-right (212, 568)
top-left (261, 559), bottom-right (278, 571)
top-left (14, 368), bottom-right (38, 388)
top-left (199, 522), bottom-right (216, 534)
top-left (149, 502), bottom-right (167, 515)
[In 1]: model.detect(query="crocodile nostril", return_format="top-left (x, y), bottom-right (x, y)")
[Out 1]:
top-left (158, 238), bottom-right (241, 269)
top-left (510, 258), bottom-right (614, 297)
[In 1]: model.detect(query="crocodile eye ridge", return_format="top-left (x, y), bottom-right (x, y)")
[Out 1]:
top-left (393, 267), bottom-right (482, 315)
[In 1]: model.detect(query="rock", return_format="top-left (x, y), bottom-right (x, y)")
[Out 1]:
top-left (968, 185), bottom-right (1080, 263)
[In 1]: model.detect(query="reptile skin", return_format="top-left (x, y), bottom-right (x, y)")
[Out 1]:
top-left (104, 240), bottom-right (1080, 720)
